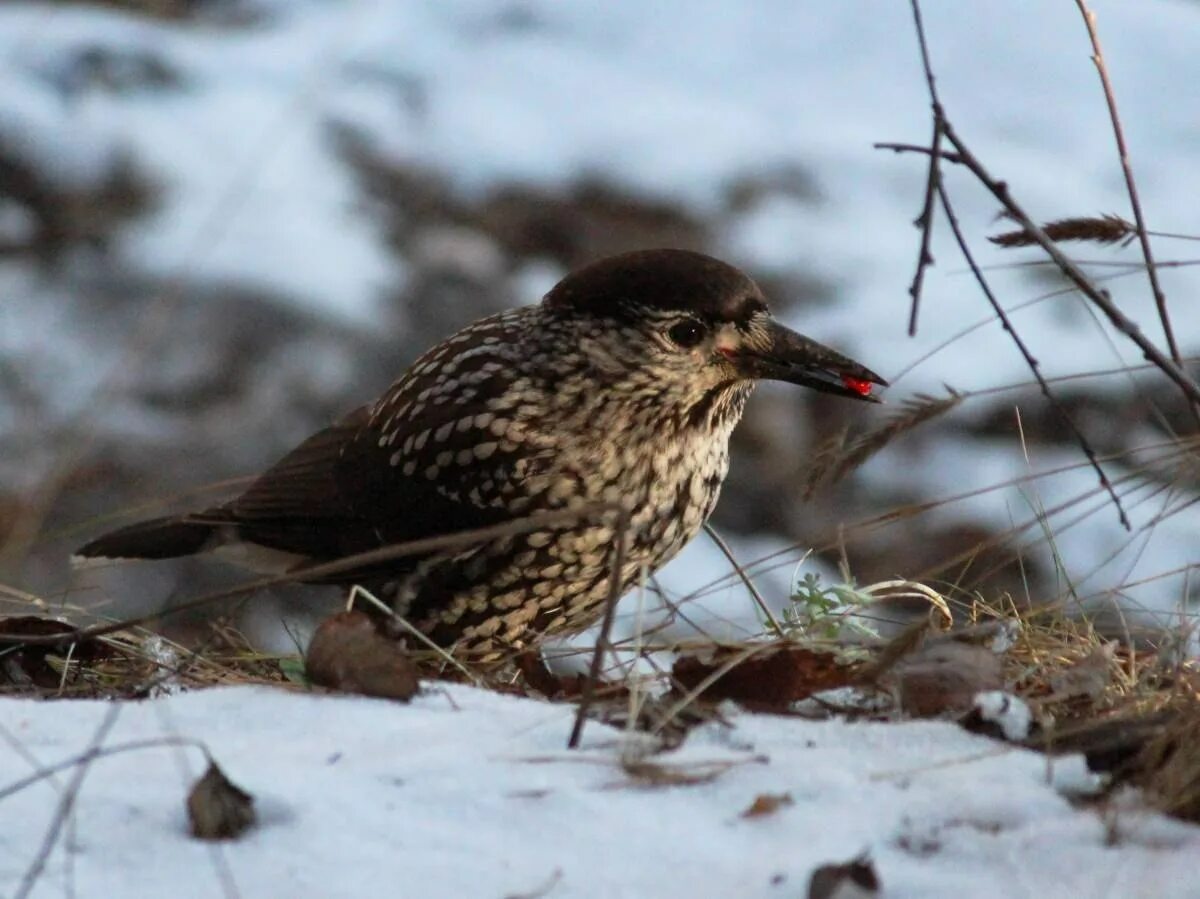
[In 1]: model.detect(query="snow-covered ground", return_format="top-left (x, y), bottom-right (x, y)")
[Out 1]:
top-left (3, 683), bottom-right (1196, 898)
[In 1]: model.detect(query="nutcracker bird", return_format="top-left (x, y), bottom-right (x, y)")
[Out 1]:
top-left (76, 249), bottom-right (886, 657)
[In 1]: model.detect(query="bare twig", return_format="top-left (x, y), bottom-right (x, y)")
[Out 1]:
top-left (903, 0), bottom-right (946, 336)
top-left (935, 179), bottom-right (1129, 529)
top-left (15, 705), bottom-right (122, 899)
top-left (0, 737), bottom-right (210, 803)
top-left (879, 133), bottom-right (1200, 409)
top-left (874, 142), bottom-right (964, 164)
top-left (1074, 1), bottom-right (1189, 397)
top-left (568, 509), bottom-right (630, 749)
top-left (891, 3), bottom-right (1200, 411)
top-left (938, 121), bottom-right (1200, 408)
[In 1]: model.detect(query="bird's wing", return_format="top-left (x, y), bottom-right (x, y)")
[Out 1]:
top-left (229, 406), bottom-right (371, 522)
top-left (214, 311), bottom-right (542, 580)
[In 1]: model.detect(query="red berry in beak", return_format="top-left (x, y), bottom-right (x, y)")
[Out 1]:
top-left (841, 375), bottom-right (873, 398)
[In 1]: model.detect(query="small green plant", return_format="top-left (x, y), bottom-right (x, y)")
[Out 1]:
top-left (783, 571), bottom-right (881, 641)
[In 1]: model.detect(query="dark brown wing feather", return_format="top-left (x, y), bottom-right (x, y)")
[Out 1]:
top-left (211, 313), bottom-right (531, 582)
top-left (210, 417), bottom-right (508, 579)
top-left (79, 308), bottom-right (536, 585)
top-left (229, 406), bottom-right (370, 522)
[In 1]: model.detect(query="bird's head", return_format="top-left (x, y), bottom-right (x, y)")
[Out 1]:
top-left (542, 249), bottom-right (886, 420)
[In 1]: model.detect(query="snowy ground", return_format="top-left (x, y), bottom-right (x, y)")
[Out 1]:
top-left (2, 683), bottom-right (1197, 899)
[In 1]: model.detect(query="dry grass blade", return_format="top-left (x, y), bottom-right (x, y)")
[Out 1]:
top-left (989, 214), bottom-right (1135, 248)
top-left (14, 503), bottom-right (630, 651)
top-left (614, 755), bottom-right (764, 790)
top-left (803, 390), bottom-right (962, 496)
top-left (800, 426), bottom-right (849, 498)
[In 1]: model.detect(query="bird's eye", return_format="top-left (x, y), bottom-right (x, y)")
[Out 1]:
top-left (667, 319), bottom-right (707, 349)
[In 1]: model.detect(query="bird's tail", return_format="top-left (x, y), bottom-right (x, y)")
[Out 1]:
top-left (72, 516), bottom-right (220, 566)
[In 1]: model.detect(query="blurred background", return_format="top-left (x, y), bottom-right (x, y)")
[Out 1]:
top-left (1, 0), bottom-right (1198, 651)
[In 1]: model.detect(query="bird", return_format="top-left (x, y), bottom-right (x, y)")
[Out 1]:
top-left (76, 249), bottom-right (886, 659)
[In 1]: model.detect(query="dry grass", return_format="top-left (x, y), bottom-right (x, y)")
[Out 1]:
top-left (0, 592), bottom-right (298, 698)
top-left (802, 390), bottom-right (963, 497)
top-left (960, 593), bottom-right (1175, 724)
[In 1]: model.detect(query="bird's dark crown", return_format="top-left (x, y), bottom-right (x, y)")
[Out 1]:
top-left (543, 248), bottom-right (767, 325)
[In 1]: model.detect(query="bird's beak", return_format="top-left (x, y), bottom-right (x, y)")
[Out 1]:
top-left (732, 319), bottom-right (888, 402)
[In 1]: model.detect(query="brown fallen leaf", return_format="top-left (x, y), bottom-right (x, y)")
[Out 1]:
top-left (672, 644), bottom-right (860, 710)
top-left (808, 853), bottom-right (880, 899)
top-left (740, 792), bottom-right (793, 819)
top-left (305, 610), bottom-right (420, 701)
top-left (187, 761), bottom-right (255, 840)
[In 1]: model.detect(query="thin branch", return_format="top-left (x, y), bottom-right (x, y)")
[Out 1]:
top-left (906, 120), bottom-right (942, 336)
top-left (0, 737), bottom-right (210, 803)
top-left (934, 119), bottom-right (1200, 408)
top-left (934, 177), bottom-right (1130, 529)
top-left (873, 142), bottom-right (964, 165)
top-left (903, 0), bottom-right (945, 336)
top-left (15, 705), bottom-right (122, 899)
top-left (887, 8), bottom-right (1200, 409)
top-left (568, 509), bottom-right (630, 749)
top-left (1074, 1), bottom-right (1190, 402)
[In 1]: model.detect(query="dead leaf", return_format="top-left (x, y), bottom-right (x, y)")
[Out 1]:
top-left (740, 792), bottom-right (793, 818)
top-left (187, 761), bottom-right (255, 840)
top-left (808, 853), bottom-right (880, 899)
top-left (305, 610), bottom-right (419, 701)
top-left (515, 651), bottom-right (588, 698)
top-left (672, 644), bottom-right (860, 710)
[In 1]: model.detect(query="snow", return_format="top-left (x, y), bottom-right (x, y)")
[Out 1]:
top-left (972, 692), bottom-right (1033, 742)
top-left (2, 683), bottom-right (1197, 898)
